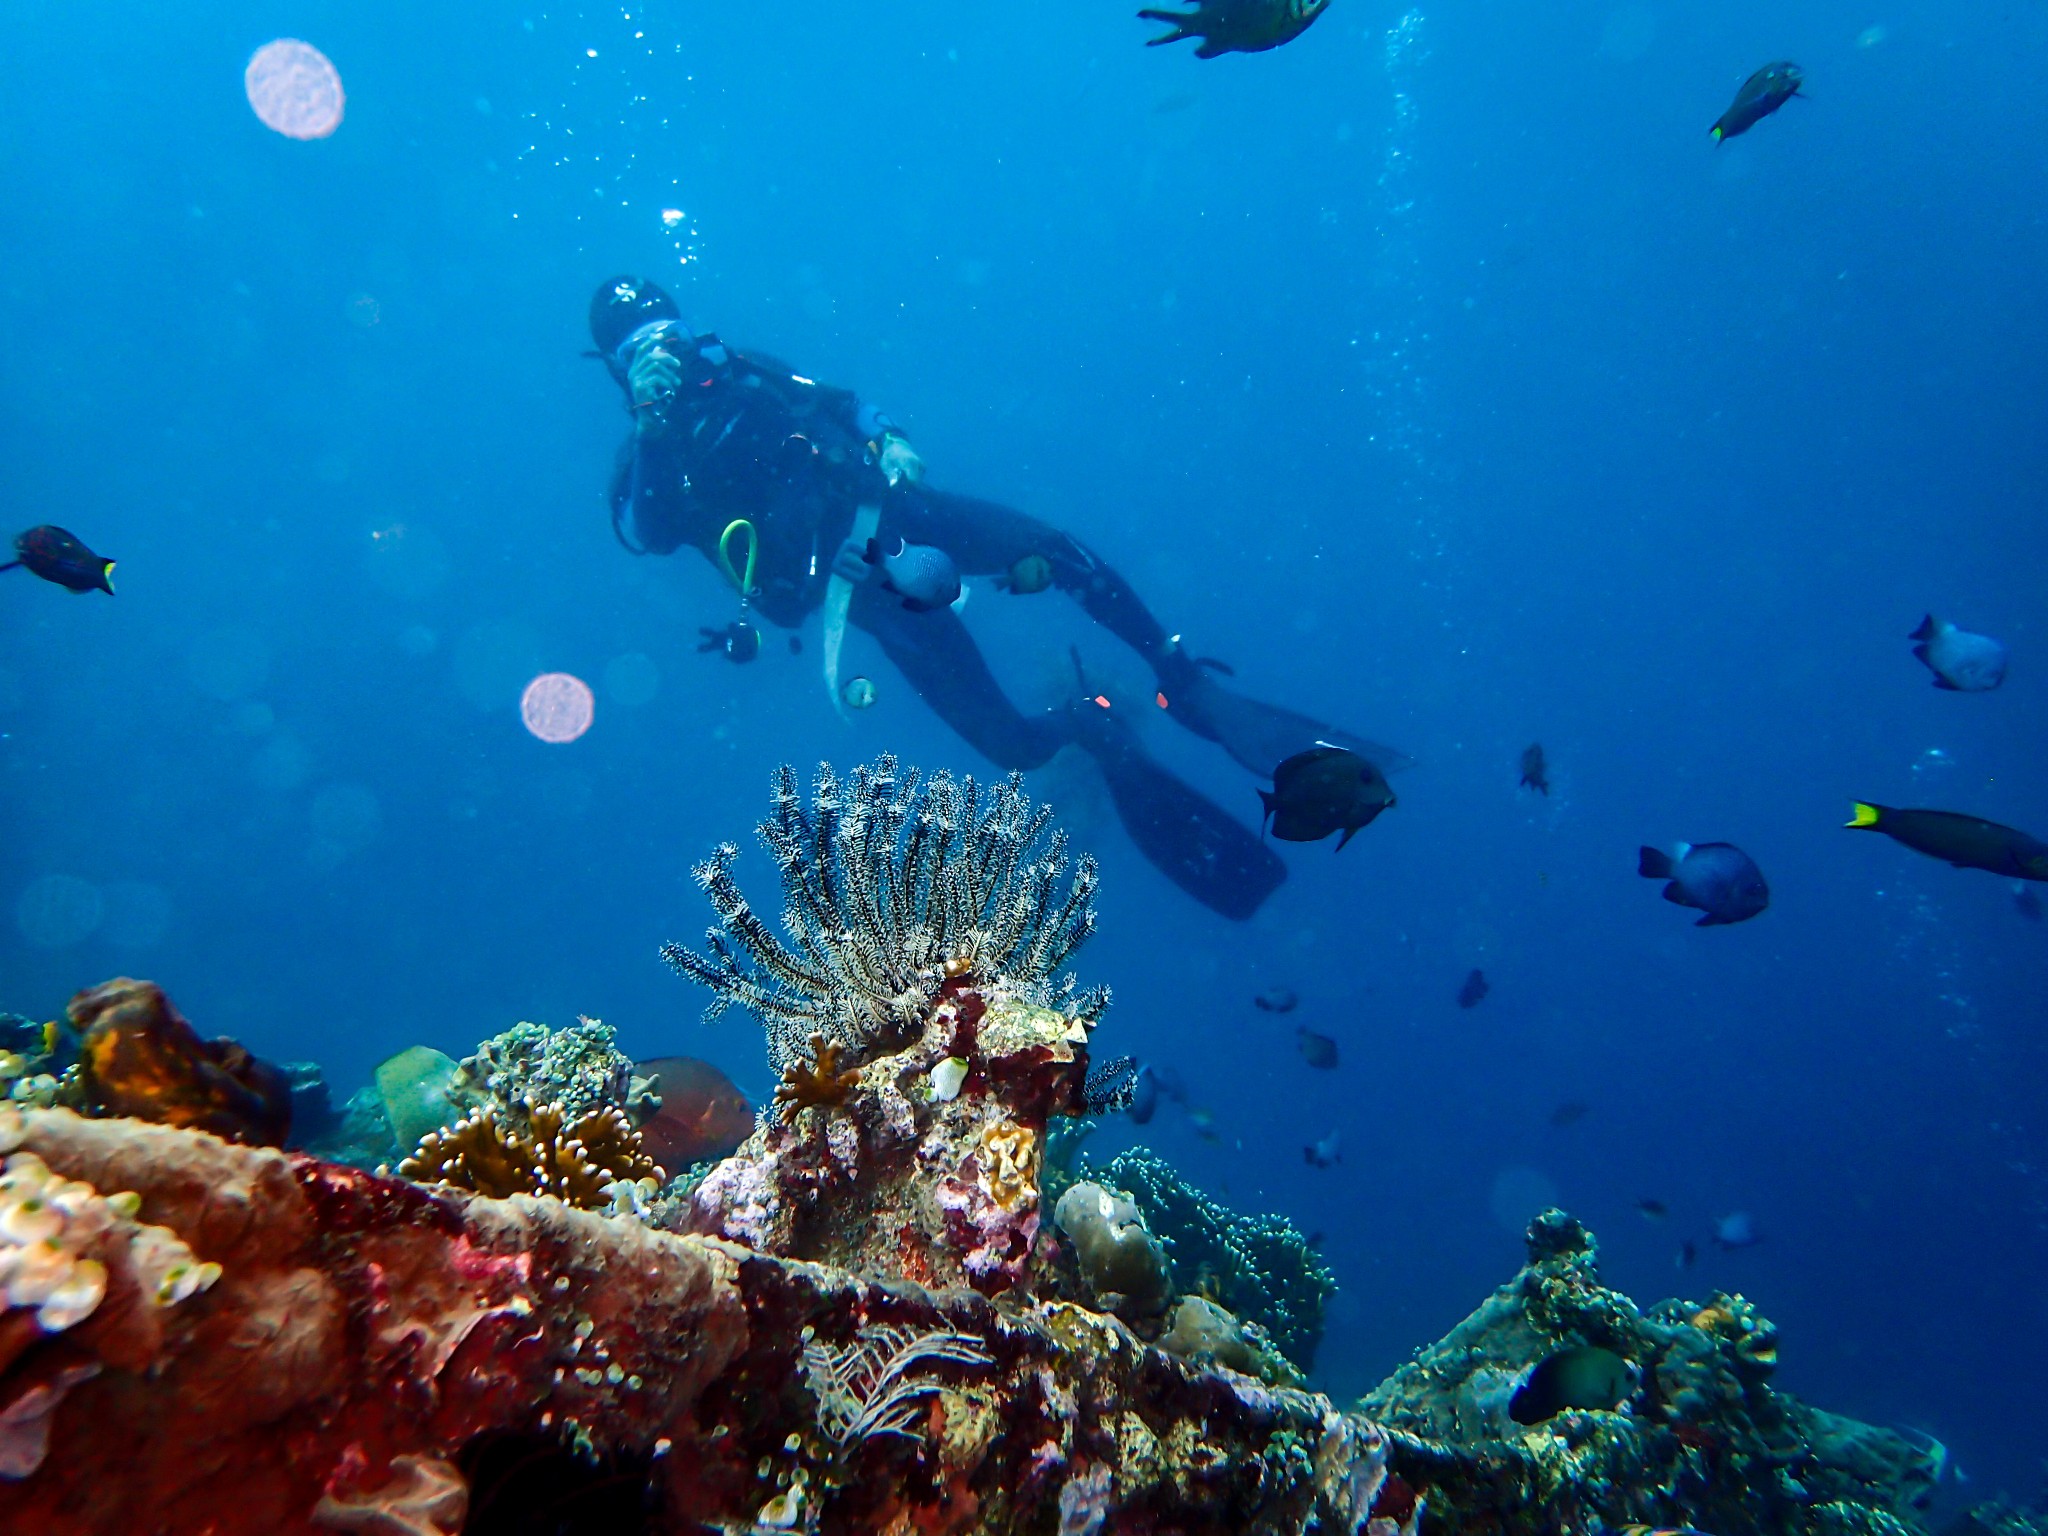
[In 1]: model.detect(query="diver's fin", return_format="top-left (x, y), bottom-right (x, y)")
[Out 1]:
top-left (1909, 615), bottom-right (1940, 641)
top-left (1173, 681), bottom-right (1411, 780)
top-left (1074, 705), bottom-right (1285, 920)
top-left (1637, 846), bottom-right (1674, 879)
top-left (1845, 802), bottom-right (1885, 830)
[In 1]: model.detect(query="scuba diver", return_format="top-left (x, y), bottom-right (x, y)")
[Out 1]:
top-left (590, 274), bottom-right (1401, 920)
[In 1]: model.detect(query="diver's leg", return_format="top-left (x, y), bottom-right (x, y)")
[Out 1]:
top-left (851, 592), bottom-right (1068, 771)
top-left (892, 487), bottom-right (1408, 779)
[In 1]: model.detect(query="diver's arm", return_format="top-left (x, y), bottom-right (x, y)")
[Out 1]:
top-left (730, 350), bottom-right (922, 484)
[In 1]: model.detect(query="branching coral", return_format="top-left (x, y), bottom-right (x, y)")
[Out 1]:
top-left (662, 757), bottom-right (1106, 1074)
top-left (454, 1016), bottom-right (656, 1129)
top-left (773, 1034), bottom-right (862, 1124)
top-left (799, 1320), bottom-right (994, 1447)
top-left (399, 1101), bottom-right (663, 1211)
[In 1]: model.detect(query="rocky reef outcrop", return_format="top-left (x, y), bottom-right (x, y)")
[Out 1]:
top-left (1359, 1209), bottom-right (1942, 1536)
top-left (0, 759), bottom-right (1967, 1536)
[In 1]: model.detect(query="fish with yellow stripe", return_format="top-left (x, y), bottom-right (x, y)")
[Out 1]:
top-left (1846, 803), bottom-right (2048, 881)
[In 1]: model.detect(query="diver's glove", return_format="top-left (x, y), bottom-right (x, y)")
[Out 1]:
top-left (875, 431), bottom-right (924, 487)
top-left (628, 341), bottom-right (684, 436)
top-left (831, 536), bottom-right (876, 584)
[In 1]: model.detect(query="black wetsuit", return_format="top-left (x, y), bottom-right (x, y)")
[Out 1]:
top-left (605, 333), bottom-right (1383, 919)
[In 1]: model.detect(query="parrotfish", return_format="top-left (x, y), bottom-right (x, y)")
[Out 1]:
top-left (1711, 62), bottom-right (1804, 142)
top-left (1846, 803), bottom-right (2048, 881)
top-left (1260, 744), bottom-right (1396, 850)
top-left (1137, 0), bottom-right (1331, 59)
top-left (1637, 842), bottom-right (1770, 926)
top-left (1909, 615), bottom-right (2007, 692)
top-left (3, 524), bottom-right (115, 594)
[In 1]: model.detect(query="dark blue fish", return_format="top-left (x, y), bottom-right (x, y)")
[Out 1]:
top-left (1253, 986), bottom-right (1299, 1014)
top-left (1909, 615), bottom-right (2007, 692)
top-left (1711, 62), bottom-right (1804, 142)
top-left (1637, 842), bottom-right (1770, 926)
top-left (1138, 0), bottom-right (1330, 59)
top-left (3, 525), bottom-right (115, 595)
top-left (1261, 744), bottom-right (1396, 850)
top-left (1456, 969), bottom-right (1490, 1009)
top-left (1303, 1131), bottom-right (1341, 1168)
top-left (1295, 1027), bottom-right (1339, 1070)
top-left (866, 538), bottom-right (961, 612)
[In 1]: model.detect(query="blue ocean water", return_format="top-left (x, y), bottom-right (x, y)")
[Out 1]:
top-left (3, 0), bottom-right (2044, 1501)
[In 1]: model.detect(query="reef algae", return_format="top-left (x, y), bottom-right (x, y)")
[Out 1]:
top-left (1360, 1209), bottom-right (1940, 1536)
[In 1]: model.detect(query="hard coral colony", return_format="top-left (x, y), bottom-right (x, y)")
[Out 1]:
top-left (0, 759), bottom-right (1980, 1536)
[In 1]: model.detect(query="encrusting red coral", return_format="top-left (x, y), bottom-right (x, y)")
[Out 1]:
top-left (0, 1108), bottom-right (1384, 1536)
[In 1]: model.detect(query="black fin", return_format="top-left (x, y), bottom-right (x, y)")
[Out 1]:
top-left (1637, 846), bottom-right (1674, 879)
top-left (1933, 676), bottom-right (1960, 691)
top-left (1335, 826), bottom-right (1357, 852)
top-left (1662, 884), bottom-right (1693, 907)
top-left (0, 560), bottom-right (19, 574)
top-left (1909, 614), bottom-right (1938, 641)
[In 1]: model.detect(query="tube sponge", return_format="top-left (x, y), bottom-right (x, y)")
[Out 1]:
top-left (1053, 1180), bottom-right (1171, 1322)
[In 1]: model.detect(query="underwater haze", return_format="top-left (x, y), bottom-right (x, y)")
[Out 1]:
top-left (4, 0), bottom-right (2046, 1501)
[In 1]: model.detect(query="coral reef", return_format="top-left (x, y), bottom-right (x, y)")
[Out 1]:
top-left (663, 756), bottom-right (1106, 1074)
top-left (0, 1108), bottom-right (1400, 1536)
top-left (773, 1032), bottom-right (864, 1121)
top-left (1360, 1208), bottom-right (1940, 1536)
top-left (0, 1105), bottom-right (220, 1480)
top-left (399, 1101), bottom-right (663, 1213)
top-left (1053, 1179), bottom-right (1173, 1324)
top-left (673, 759), bottom-right (1127, 1300)
top-left (452, 1015), bottom-right (657, 1129)
top-left (1080, 1146), bottom-right (1337, 1371)
top-left (373, 1045), bottom-right (468, 1154)
top-left (62, 979), bottom-right (292, 1147)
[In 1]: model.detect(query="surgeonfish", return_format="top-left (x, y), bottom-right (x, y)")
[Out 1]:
top-left (2, 525), bottom-right (115, 594)
top-left (1846, 803), bottom-right (2048, 881)
top-left (1509, 1346), bottom-right (1637, 1424)
top-left (1457, 969), bottom-right (1490, 1009)
top-left (1260, 744), bottom-right (1396, 850)
top-left (1711, 62), bottom-right (1804, 142)
top-left (1137, 0), bottom-right (1331, 59)
top-left (1637, 842), bottom-right (1770, 926)
top-left (1519, 743), bottom-right (1550, 795)
top-left (1253, 986), bottom-right (1299, 1014)
top-left (1908, 615), bottom-right (2007, 692)
top-left (865, 538), bottom-right (962, 612)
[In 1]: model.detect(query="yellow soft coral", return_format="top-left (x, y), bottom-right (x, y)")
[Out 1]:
top-left (0, 1109), bottom-right (221, 1333)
